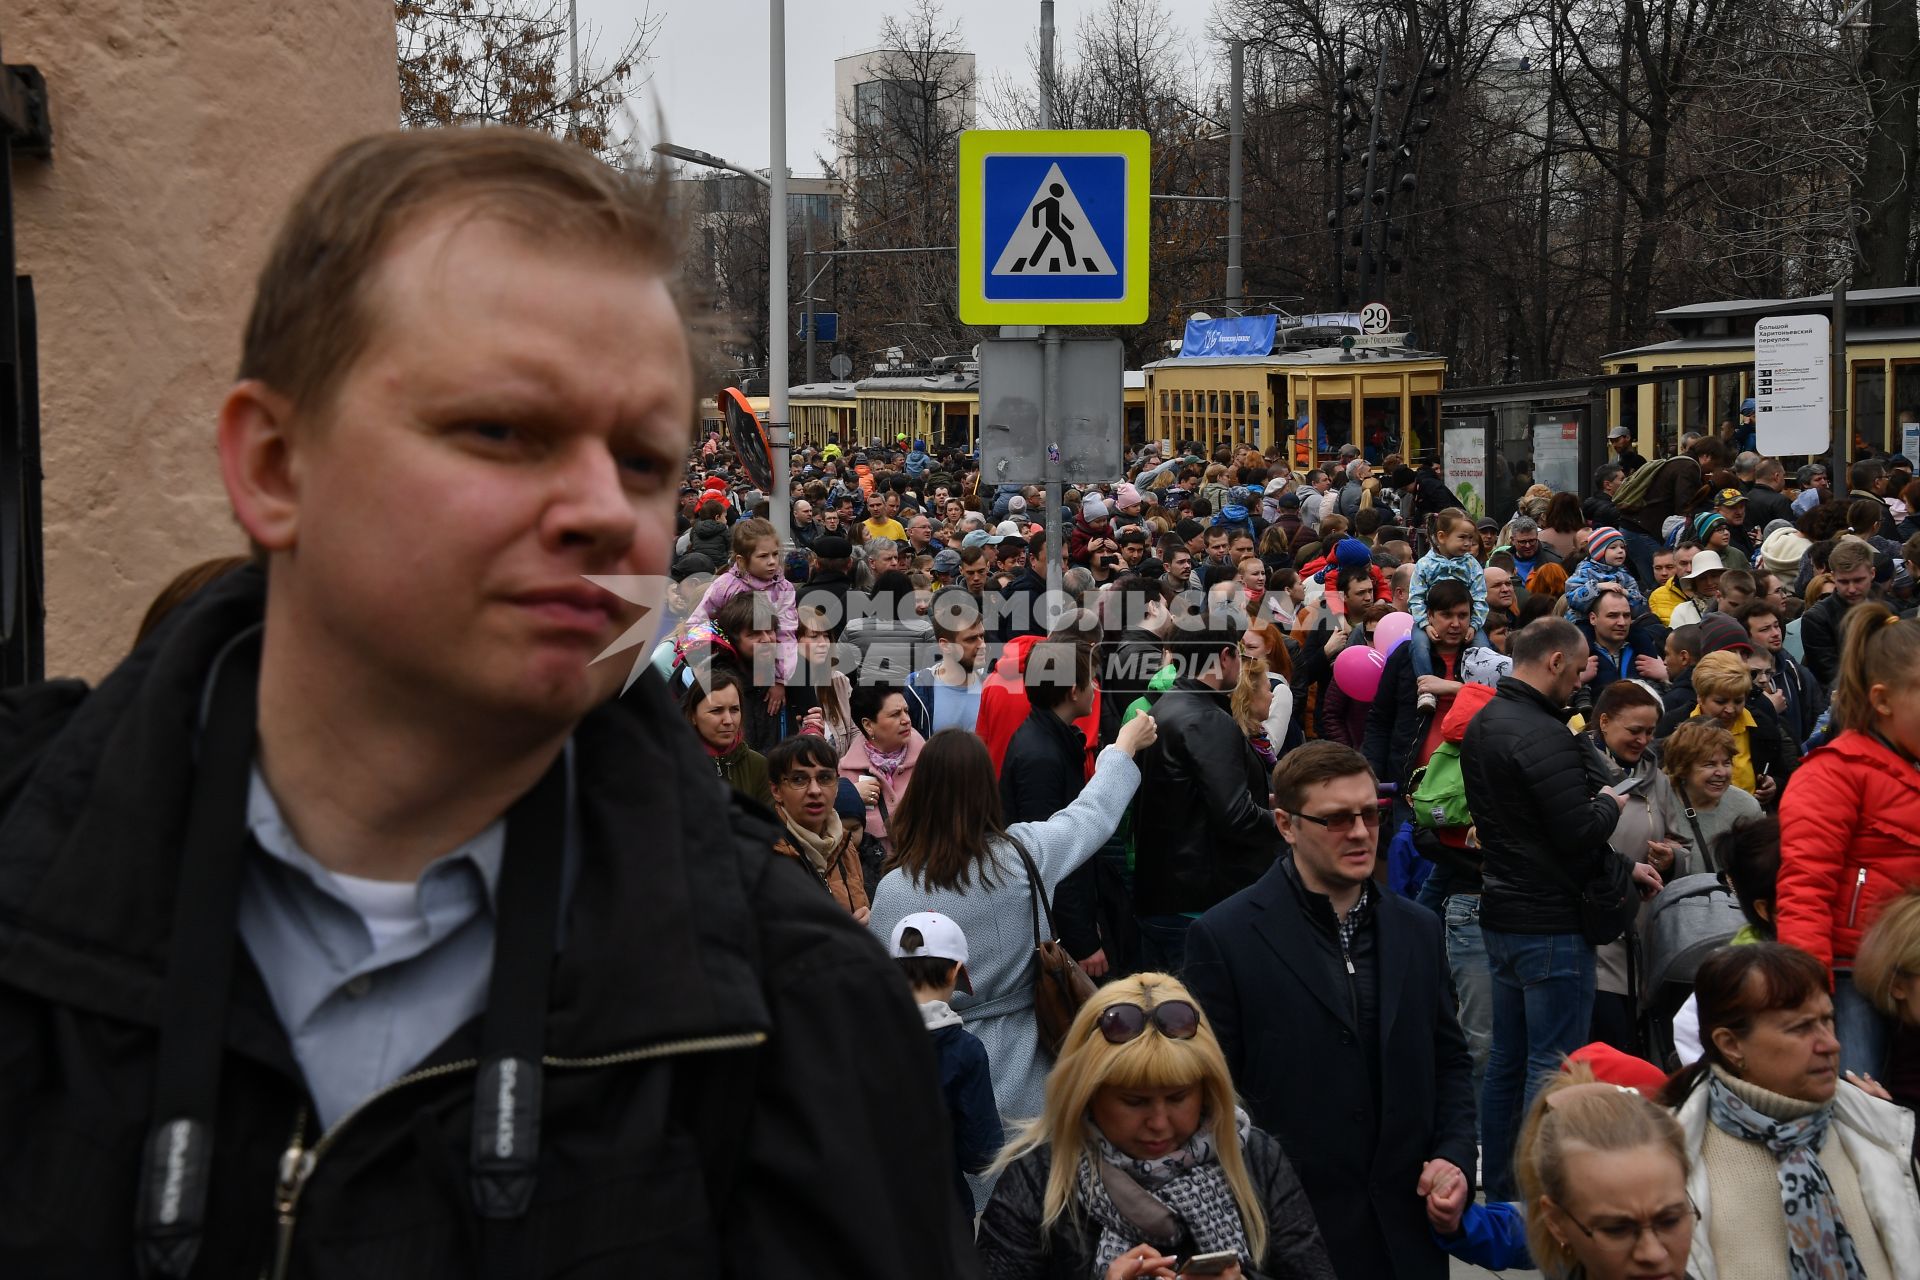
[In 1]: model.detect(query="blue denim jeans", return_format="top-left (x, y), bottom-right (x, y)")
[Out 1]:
top-left (1444, 895), bottom-right (1493, 1141)
top-left (1135, 915), bottom-right (1194, 977)
top-left (1480, 928), bottom-right (1597, 1199)
top-left (1834, 970), bottom-right (1891, 1076)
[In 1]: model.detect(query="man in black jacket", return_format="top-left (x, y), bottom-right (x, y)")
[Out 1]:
top-left (1002, 636), bottom-right (1106, 975)
top-left (797, 534), bottom-right (856, 638)
top-left (1131, 617), bottom-right (1281, 973)
top-left (1387, 465), bottom-right (1464, 535)
top-left (1743, 456), bottom-right (1796, 532)
top-left (1186, 743), bottom-right (1476, 1280)
top-left (1801, 536), bottom-right (1880, 687)
top-left (0, 130), bottom-right (977, 1279)
top-left (1462, 619), bottom-right (1635, 1202)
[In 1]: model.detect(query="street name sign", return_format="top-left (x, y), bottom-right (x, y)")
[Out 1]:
top-left (1753, 315), bottom-right (1830, 455)
top-left (958, 130), bottom-right (1150, 325)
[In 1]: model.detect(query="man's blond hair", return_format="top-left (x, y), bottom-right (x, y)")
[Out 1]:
top-left (239, 127), bottom-right (704, 422)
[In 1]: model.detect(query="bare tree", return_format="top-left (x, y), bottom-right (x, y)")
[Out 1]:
top-left (395, 0), bottom-right (659, 162)
top-left (827, 0), bottom-right (977, 364)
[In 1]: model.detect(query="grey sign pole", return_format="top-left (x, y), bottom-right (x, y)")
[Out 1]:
top-left (1037, 0), bottom-right (1063, 610)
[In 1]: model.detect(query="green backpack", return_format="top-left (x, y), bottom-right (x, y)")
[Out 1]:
top-left (1408, 741), bottom-right (1472, 830)
top-left (1611, 455), bottom-right (1678, 513)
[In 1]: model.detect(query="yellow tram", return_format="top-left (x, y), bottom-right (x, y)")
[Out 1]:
top-left (1143, 334), bottom-right (1447, 466)
top-left (786, 381), bottom-right (860, 450)
top-left (1602, 287), bottom-right (1920, 459)
top-left (780, 362), bottom-right (1147, 454)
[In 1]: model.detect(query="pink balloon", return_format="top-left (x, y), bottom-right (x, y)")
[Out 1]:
top-left (1333, 645), bottom-right (1387, 702)
top-left (1372, 610), bottom-right (1416, 655)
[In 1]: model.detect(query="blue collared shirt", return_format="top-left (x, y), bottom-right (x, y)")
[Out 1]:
top-left (237, 768), bottom-right (504, 1129)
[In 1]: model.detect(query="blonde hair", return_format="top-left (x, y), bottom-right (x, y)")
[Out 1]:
top-left (1231, 656), bottom-right (1272, 734)
top-left (991, 974), bottom-right (1268, 1262)
top-left (1515, 1066), bottom-right (1690, 1279)
top-left (242, 128), bottom-right (692, 422)
top-left (1854, 887), bottom-right (1920, 1015)
top-left (1832, 603), bottom-right (1920, 734)
top-left (1690, 650), bottom-right (1752, 703)
top-left (730, 517), bottom-right (777, 561)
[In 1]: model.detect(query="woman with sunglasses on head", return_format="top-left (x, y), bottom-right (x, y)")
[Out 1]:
top-left (978, 974), bottom-right (1336, 1280)
top-left (1657, 943), bottom-right (1920, 1280)
top-left (1514, 1066), bottom-right (1695, 1280)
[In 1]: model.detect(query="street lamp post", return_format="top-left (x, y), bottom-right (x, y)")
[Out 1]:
top-left (1226, 38), bottom-right (1244, 312)
top-left (767, 0), bottom-right (790, 546)
top-left (651, 128), bottom-right (795, 546)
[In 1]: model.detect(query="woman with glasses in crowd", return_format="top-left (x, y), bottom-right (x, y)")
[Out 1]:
top-left (1513, 1066), bottom-right (1696, 1280)
top-left (1657, 943), bottom-right (1920, 1280)
top-left (765, 735), bottom-right (868, 922)
top-left (978, 974), bottom-right (1336, 1280)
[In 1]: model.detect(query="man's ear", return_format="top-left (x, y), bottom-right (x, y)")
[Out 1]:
top-left (217, 379), bottom-right (303, 553)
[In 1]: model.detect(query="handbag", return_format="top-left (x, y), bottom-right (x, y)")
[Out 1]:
top-left (1515, 837), bottom-right (1639, 947)
top-left (1008, 838), bottom-right (1096, 1056)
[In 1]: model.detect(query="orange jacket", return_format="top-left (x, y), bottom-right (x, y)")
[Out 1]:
top-left (1776, 730), bottom-right (1920, 970)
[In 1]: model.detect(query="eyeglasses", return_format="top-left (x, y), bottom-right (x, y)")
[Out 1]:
top-left (779, 769), bottom-right (838, 790)
top-left (1095, 999), bottom-right (1201, 1044)
top-left (1560, 1199), bottom-right (1697, 1255)
top-left (1287, 808), bottom-right (1383, 832)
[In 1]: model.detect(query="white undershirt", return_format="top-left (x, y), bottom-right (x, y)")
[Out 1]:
top-left (329, 871), bottom-right (427, 953)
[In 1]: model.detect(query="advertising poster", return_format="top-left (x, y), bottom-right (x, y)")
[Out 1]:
top-left (1442, 429), bottom-right (1487, 519)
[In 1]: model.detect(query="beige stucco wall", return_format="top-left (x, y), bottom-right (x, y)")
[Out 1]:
top-left (13, 2), bottom-right (399, 680)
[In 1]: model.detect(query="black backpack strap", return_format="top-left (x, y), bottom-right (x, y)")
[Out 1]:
top-left (136, 638), bottom-right (261, 1279)
top-left (469, 752), bottom-right (570, 1278)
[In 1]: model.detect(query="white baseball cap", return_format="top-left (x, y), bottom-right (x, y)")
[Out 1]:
top-left (889, 911), bottom-right (972, 993)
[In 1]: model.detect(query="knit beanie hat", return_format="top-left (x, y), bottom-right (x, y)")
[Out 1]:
top-left (1761, 527), bottom-right (1812, 576)
top-left (1317, 536), bottom-right (1373, 582)
top-left (1115, 482), bottom-right (1143, 510)
top-left (1083, 492), bottom-right (1110, 520)
top-left (1692, 511), bottom-right (1728, 542)
top-left (1696, 613), bottom-right (1753, 656)
top-left (1586, 526), bottom-right (1625, 560)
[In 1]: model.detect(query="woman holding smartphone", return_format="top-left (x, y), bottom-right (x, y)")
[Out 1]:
top-left (978, 974), bottom-right (1336, 1280)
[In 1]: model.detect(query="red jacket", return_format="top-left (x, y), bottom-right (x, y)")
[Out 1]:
top-left (1776, 730), bottom-right (1920, 971)
top-left (977, 635), bottom-right (1099, 775)
top-left (1298, 550), bottom-right (1390, 602)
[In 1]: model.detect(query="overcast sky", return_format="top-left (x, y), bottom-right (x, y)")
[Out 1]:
top-left (577, 0), bottom-right (1208, 173)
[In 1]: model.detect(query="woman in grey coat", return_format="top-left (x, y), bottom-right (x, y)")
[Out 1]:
top-left (869, 718), bottom-right (1157, 1192)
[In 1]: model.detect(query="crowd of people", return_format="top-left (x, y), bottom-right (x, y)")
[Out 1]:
top-left (665, 394), bottom-right (1920, 1277)
top-left (4, 124), bottom-right (1918, 1279)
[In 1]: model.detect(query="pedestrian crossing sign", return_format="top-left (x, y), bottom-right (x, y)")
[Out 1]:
top-left (958, 130), bottom-right (1150, 325)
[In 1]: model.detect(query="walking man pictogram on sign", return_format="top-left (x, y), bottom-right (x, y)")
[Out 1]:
top-left (1018, 182), bottom-right (1078, 273)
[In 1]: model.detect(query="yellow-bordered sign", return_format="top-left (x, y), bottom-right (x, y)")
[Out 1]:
top-left (957, 130), bottom-right (1151, 326)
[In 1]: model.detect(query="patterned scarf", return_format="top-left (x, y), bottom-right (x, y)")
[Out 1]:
top-left (864, 742), bottom-right (910, 781)
top-left (1705, 1073), bottom-right (1867, 1280)
top-left (1076, 1109), bottom-right (1253, 1278)
top-left (1247, 729), bottom-right (1277, 770)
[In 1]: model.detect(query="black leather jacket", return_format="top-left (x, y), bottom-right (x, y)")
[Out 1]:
top-left (1131, 679), bottom-right (1282, 915)
top-left (1462, 677), bottom-right (1623, 934)
top-left (977, 1130), bottom-right (1338, 1280)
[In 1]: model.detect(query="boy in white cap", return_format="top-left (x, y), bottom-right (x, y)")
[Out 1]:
top-left (891, 913), bottom-right (1002, 1218)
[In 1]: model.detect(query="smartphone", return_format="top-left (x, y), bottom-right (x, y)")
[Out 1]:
top-left (1177, 1252), bottom-right (1241, 1276)
top-left (1609, 774), bottom-right (1650, 797)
